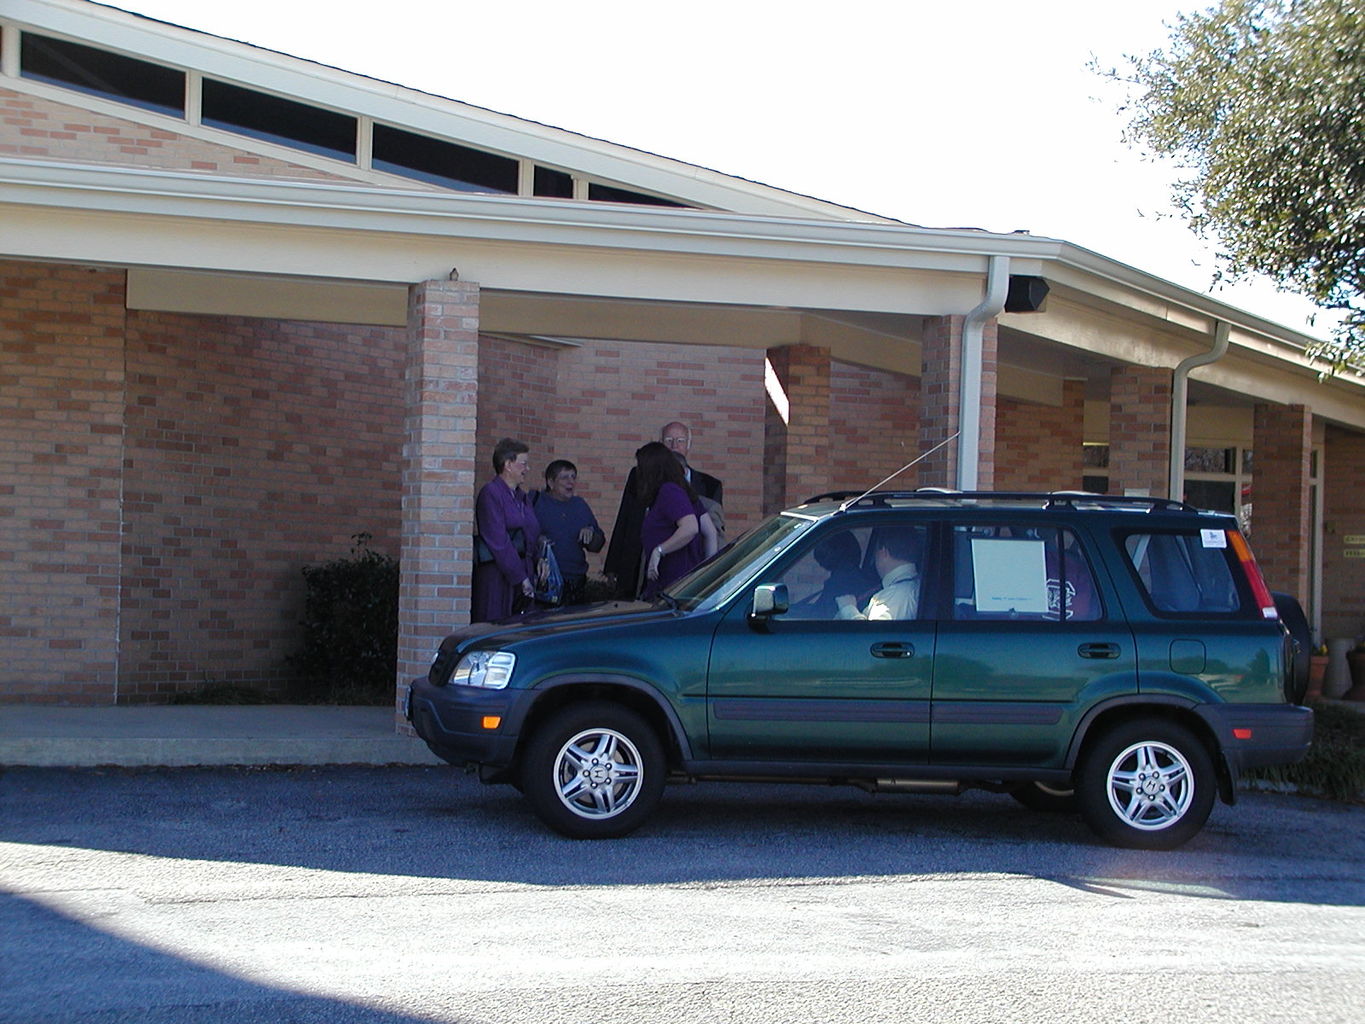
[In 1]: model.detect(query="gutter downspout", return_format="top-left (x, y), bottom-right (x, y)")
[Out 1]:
top-left (957, 254), bottom-right (1010, 490)
top-left (1169, 319), bottom-right (1230, 499)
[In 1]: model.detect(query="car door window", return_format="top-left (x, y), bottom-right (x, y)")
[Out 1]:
top-left (773, 524), bottom-right (927, 621)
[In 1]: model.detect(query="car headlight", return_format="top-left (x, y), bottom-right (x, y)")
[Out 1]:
top-left (449, 650), bottom-right (516, 690)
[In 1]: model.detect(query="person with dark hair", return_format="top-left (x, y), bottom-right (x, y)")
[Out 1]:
top-left (604, 421), bottom-right (723, 599)
top-left (808, 531), bottom-right (877, 618)
top-left (472, 437), bottom-right (541, 622)
top-left (835, 526), bottom-right (922, 621)
top-left (635, 441), bottom-right (718, 600)
top-left (532, 459), bottom-right (604, 604)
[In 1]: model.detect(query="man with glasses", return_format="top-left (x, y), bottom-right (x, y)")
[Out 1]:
top-left (604, 421), bottom-right (724, 599)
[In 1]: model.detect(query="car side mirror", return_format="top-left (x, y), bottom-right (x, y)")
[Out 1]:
top-left (750, 583), bottom-right (789, 619)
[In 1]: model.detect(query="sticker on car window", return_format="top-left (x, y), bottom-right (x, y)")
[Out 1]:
top-left (1201, 529), bottom-right (1227, 549)
top-left (971, 538), bottom-right (1049, 614)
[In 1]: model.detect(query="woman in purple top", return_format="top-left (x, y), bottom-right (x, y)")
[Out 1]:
top-left (635, 441), bottom-right (718, 600)
top-left (472, 438), bottom-right (541, 622)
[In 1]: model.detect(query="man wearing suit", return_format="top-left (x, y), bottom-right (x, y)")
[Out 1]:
top-left (604, 421), bottom-right (723, 599)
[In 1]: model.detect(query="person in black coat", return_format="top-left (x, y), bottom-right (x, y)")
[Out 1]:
top-left (604, 421), bottom-right (723, 599)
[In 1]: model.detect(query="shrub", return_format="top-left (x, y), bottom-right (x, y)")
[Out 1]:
top-left (290, 533), bottom-right (399, 705)
top-left (1244, 701), bottom-right (1365, 801)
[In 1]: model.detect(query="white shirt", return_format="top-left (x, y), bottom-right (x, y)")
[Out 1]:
top-left (835, 562), bottom-right (919, 621)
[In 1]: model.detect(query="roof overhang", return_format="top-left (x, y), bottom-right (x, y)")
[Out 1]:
top-left (3, 155), bottom-right (1364, 429)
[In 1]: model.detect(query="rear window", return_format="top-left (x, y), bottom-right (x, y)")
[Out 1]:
top-left (1120, 530), bottom-right (1246, 617)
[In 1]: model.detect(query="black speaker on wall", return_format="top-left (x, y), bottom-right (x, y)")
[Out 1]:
top-left (1005, 275), bottom-right (1050, 313)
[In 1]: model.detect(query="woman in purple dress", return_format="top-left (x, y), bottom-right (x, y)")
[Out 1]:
top-left (472, 438), bottom-right (541, 622)
top-left (636, 441), bottom-right (718, 600)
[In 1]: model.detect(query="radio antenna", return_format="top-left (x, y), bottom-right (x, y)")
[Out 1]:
top-left (840, 432), bottom-right (960, 512)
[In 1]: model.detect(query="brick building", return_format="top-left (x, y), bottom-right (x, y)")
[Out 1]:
top-left (3, 0), bottom-right (1364, 709)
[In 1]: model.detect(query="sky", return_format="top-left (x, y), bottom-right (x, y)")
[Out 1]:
top-left (98, 0), bottom-right (1333, 339)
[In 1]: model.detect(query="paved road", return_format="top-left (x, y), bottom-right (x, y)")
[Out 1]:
top-left (2, 766), bottom-right (1363, 1024)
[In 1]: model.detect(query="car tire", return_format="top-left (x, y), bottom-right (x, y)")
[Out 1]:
top-left (521, 702), bottom-right (666, 839)
top-left (1077, 718), bottom-right (1215, 850)
top-left (1010, 780), bottom-right (1078, 813)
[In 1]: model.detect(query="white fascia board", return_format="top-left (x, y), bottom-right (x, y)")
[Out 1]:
top-left (1050, 241), bottom-right (1327, 359)
top-left (4, 0), bottom-right (889, 222)
top-left (0, 158), bottom-right (1054, 274)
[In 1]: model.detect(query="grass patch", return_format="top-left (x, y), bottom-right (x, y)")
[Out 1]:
top-left (1244, 700), bottom-right (1365, 801)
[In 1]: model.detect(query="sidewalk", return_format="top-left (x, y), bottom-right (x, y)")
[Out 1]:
top-left (0, 705), bottom-right (444, 768)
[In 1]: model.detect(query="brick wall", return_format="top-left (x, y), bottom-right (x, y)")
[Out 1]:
top-left (117, 310), bottom-right (406, 702)
top-left (829, 361), bottom-right (920, 493)
top-left (0, 262), bottom-right (125, 703)
top-left (475, 335), bottom-right (559, 477)
top-left (1322, 426), bottom-right (1365, 640)
top-left (0, 87), bottom-right (437, 188)
top-left (996, 379), bottom-right (1085, 491)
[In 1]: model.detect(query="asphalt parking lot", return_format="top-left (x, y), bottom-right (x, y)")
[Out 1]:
top-left (3, 766), bottom-right (1363, 1024)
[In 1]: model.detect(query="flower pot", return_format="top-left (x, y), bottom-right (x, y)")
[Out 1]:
top-left (1307, 655), bottom-right (1328, 701)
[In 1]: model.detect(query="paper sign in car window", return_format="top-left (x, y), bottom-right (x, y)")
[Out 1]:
top-left (971, 538), bottom-right (1049, 614)
top-left (1201, 529), bottom-right (1227, 549)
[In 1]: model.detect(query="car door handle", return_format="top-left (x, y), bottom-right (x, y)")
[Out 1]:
top-left (871, 642), bottom-right (915, 659)
top-left (1078, 642), bottom-right (1121, 659)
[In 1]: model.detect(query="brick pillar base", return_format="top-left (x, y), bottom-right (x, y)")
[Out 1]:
top-left (764, 345), bottom-right (831, 509)
top-left (396, 280), bottom-right (480, 727)
top-left (1109, 366), bottom-right (1172, 497)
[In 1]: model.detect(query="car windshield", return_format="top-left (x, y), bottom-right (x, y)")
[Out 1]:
top-left (665, 511), bottom-right (819, 610)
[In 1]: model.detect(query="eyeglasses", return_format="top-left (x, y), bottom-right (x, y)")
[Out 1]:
top-left (662, 436), bottom-right (689, 448)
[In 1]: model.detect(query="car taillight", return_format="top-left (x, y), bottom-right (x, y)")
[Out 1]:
top-left (1227, 530), bottom-right (1278, 620)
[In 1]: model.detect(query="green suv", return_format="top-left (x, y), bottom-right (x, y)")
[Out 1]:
top-left (408, 492), bottom-right (1313, 849)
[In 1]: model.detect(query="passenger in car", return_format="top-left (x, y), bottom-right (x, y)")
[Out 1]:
top-left (835, 527), bottom-right (922, 621)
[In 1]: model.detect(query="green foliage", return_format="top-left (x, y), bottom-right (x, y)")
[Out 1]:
top-left (291, 533), bottom-right (399, 705)
top-left (1112, 0), bottom-right (1365, 372)
top-left (1244, 700), bottom-right (1365, 800)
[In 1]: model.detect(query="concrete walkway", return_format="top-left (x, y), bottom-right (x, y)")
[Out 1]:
top-left (0, 705), bottom-right (444, 768)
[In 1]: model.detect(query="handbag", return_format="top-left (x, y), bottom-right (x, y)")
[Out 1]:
top-left (534, 537), bottom-right (564, 606)
top-left (473, 527), bottom-right (526, 566)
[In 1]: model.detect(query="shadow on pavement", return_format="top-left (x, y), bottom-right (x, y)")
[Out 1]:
top-left (2, 764), bottom-right (1362, 907)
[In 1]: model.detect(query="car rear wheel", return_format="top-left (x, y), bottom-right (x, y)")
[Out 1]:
top-left (1077, 718), bottom-right (1215, 850)
top-left (521, 702), bottom-right (665, 839)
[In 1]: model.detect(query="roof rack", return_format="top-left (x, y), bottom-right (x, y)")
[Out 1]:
top-left (801, 489), bottom-right (1202, 514)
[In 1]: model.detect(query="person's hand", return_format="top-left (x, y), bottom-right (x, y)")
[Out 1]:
top-left (521, 578), bottom-right (535, 599)
top-left (646, 546), bottom-right (662, 581)
top-left (578, 527), bottom-right (595, 546)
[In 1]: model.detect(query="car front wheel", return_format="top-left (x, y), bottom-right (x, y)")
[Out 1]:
top-left (1077, 719), bottom-right (1215, 850)
top-left (522, 702), bottom-right (666, 839)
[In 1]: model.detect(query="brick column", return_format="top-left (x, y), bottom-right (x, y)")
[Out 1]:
top-left (1251, 403), bottom-right (1312, 601)
top-left (919, 315), bottom-right (997, 489)
top-left (0, 263), bottom-right (125, 704)
top-left (396, 280), bottom-right (480, 724)
top-left (763, 345), bottom-right (831, 509)
top-left (1109, 366), bottom-right (1172, 497)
